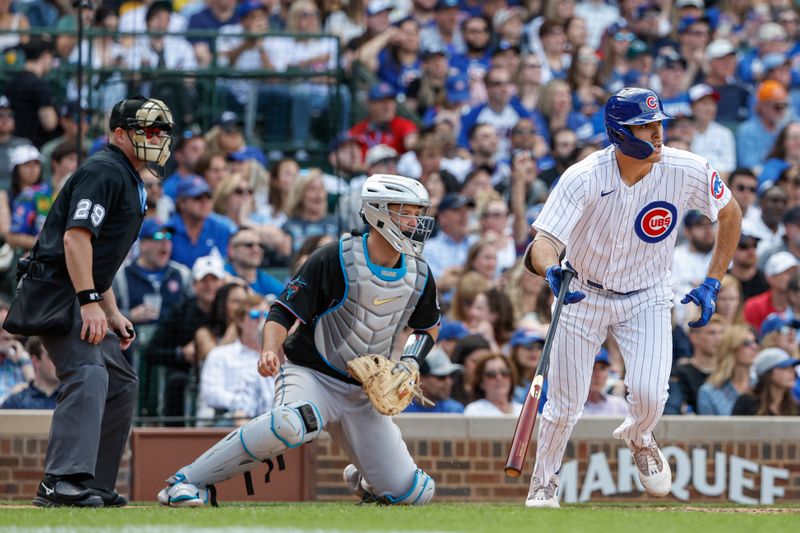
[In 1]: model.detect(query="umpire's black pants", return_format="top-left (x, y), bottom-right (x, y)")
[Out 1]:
top-left (41, 302), bottom-right (138, 492)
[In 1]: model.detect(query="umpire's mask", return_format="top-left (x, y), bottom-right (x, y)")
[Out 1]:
top-left (110, 96), bottom-right (175, 168)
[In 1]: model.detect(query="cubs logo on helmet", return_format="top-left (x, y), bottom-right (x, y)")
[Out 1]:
top-left (711, 172), bottom-right (725, 200)
top-left (604, 87), bottom-right (672, 160)
top-left (634, 201), bottom-right (677, 243)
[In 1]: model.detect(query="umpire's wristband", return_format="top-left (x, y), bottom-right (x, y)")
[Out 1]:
top-left (77, 290), bottom-right (104, 306)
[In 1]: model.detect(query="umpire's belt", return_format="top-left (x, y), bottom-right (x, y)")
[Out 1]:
top-left (585, 280), bottom-right (643, 296)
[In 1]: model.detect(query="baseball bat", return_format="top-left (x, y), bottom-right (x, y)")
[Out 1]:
top-left (504, 266), bottom-right (577, 478)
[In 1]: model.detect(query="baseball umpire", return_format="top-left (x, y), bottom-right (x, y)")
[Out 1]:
top-left (9, 96), bottom-right (174, 507)
top-left (158, 174), bottom-right (441, 507)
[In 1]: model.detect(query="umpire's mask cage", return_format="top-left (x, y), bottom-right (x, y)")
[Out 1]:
top-left (361, 174), bottom-right (434, 258)
top-left (126, 98), bottom-right (175, 167)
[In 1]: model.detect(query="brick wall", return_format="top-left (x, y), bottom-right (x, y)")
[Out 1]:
top-left (2, 413), bottom-right (799, 504)
top-left (0, 434), bottom-right (130, 500)
top-left (1, 411), bottom-right (130, 500)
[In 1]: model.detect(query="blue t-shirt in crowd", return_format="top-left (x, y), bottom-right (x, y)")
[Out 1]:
top-left (224, 263), bottom-right (284, 297)
top-left (168, 212), bottom-right (236, 268)
top-left (376, 49), bottom-right (422, 95)
top-left (1, 383), bottom-right (60, 410)
top-left (405, 398), bottom-right (465, 413)
top-left (187, 7), bottom-right (239, 45)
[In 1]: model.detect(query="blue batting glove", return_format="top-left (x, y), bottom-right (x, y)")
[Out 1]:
top-left (681, 277), bottom-right (721, 328)
top-left (545, 265), bottom-right (586, 305)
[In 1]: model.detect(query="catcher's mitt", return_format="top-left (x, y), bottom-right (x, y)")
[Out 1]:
top-left (347, 355), bottom-right (432, 416)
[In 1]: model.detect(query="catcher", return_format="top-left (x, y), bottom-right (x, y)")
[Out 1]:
top-left (158, 174), bottom-right (441, 507)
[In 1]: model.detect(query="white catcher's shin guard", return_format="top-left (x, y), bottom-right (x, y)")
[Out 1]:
top-left (162, 402), bottom-right (322, 501)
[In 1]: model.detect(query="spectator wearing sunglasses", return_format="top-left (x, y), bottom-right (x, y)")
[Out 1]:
top-left (463, 352), bottom-right (522, 416)
top-left (730, 224), bottom-right (769, 301)
top-left (112, 219), bottom-right (192, 326)
top-left (200, 293), bottom-right (274, 425)
top-left (224, 228), bottom-right (284, 298)
top-left (404, 347), bottom-right (465, 414)
top-left (697, 324), bottom-right (759, 415)
top-left (758, 313), bottom-right (800, 357)
top-left (737, 81), bottom-right (792, 173)
top-left (729, 169), bottom-right (759, 224)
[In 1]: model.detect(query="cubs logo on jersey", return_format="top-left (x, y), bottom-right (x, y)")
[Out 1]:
top-left (710, 172), bottom-right (725, 200)
top-left (634, 201), bottom-right (677, 243)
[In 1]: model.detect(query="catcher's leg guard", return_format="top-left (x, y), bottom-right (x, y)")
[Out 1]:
top-left (383, 469), bottom-right (435, 505)
top-left (176, 401), bottom-right (322, 486)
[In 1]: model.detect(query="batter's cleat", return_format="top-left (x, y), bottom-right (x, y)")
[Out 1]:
top-left (628, 440), bottom-right (672, 497)
top-left (32, 476), bottom-right (104, 508)
top-left (89, 488), bottom-right (128, 507)
top-left (157, 475), bottom-right (208, 507)
top-left (525, 475), bottom-right (560, 508)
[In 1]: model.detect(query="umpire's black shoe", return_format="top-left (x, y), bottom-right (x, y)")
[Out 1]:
top-left (32, 477), bottom-right (104, 508)
top-left (89, 488), bottom-right (128, 507)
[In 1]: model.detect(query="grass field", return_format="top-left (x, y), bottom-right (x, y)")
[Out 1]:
top-left (1, 502), bottom-right (798, 533)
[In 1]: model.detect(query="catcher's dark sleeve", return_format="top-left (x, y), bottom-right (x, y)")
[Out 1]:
top-left (267, 241), bottom-right (344, 326)
top-left (407, 270), bottom-right (440, 330)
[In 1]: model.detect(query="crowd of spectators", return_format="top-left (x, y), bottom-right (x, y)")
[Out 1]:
top-left (2, 0), bottom-right (800, 422)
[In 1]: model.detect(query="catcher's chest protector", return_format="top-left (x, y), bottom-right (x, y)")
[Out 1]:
top-left (314, 233), bottom-right (428, 373)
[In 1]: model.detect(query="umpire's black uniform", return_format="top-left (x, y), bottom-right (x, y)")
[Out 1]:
top-left (31, 141), bottom-right (146, 505)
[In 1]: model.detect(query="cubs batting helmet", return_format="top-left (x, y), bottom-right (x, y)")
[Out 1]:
top-left (604, 87), bottom-right (671, 160)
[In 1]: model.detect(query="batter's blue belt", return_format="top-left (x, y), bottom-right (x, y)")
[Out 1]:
top-left (585, 279), bottom-right (643, 296)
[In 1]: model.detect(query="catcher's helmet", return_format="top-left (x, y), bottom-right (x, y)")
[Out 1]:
top-left (361, 174), bottom-right (434, 258)
top-left (604, 87), bottom-right (671, 160)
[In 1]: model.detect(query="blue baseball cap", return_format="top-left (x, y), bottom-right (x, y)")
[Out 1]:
top-left (228, 146), bottom-right (268, 167)
top-left (368, 82), bottom-right (397, 101)
top-left (683, 210), bottom-right (710, 227)
top-left (438, 193), bottom-right (475, 212)
top-left (595, 348), bottom-right (610, 365)
top-left (438, 319), bottom-right (470, 341)
top-left (139, 219), bottom-right (173, 240)
top-left (236, 0), bottom-right (268, 19)
top-left (435, 0), bottom-right (459, 10)
top-left (445, 74), bottom-right (470, 104)
top-left (510, 329), bottom-right (545, 348)
top-left (176, 176), bottom-right (213, 199)
top-left (759, 314), bottom-right (800, 341)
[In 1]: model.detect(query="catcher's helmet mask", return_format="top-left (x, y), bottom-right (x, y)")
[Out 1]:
top-left (605, 87), bottom-right (672, 160)
top-left (361, 174), bottom-right (434, 257)
top-left (109, 96), bottom-right (175, 171)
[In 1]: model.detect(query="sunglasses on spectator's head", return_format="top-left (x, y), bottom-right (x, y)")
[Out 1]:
top-left (150, 231), bottom-right (172, 241)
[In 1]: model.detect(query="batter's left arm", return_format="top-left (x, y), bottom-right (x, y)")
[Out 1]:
top-left (680, 199), bottom-right (742, 328)
top-left (706, 199), bottom-right (742, 280)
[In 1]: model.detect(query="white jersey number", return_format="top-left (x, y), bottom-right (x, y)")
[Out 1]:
top-left (74, 199), bottom-right (107, 227)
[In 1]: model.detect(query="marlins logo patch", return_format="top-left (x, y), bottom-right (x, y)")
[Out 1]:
top-left (285, 276), bottom-right (307, 300)
top-left (634, 201), bottom-right (677, 243)
top-left (711, 171), bottom-right (725, 200)
top-left (645, 95), bottom-right (658, 109)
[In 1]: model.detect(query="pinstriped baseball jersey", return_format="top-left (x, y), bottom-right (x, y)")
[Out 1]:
top-left (533, 145), bottom-right (732, 293)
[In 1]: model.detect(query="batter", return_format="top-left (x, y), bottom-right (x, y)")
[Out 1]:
top-left (523, 87), bottom-right (742, 507)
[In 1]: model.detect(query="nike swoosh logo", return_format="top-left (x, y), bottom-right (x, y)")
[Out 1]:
top-left (601, 190), bottom-right (616, 197)
top-left (42, 483), bottom-right (54, 496)
top-left (373, 295), bottom-right (402, 306)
